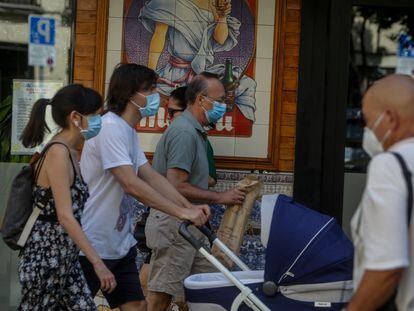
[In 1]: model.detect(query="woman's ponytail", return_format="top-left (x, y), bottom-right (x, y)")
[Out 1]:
top-left (20, 98), bottom-right (51, 148)
top-left (20, 84), bottom-right (102, 148)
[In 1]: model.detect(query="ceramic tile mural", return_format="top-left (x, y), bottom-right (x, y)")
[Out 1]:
top-left (106, 0), bottom-right (277, 159)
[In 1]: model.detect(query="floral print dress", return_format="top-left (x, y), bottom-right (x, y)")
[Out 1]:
top-left (18, 173), bottom-right (96, 310)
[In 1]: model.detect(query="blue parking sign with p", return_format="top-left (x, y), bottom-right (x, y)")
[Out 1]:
top-left (29, 16), bottom-right (55, 46)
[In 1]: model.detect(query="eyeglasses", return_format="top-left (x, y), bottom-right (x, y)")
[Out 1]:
top-left (168, 108), bottom-right (185, 118)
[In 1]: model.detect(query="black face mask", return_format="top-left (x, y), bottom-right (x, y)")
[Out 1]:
top-left (168, 108), bottom-right (184, 119)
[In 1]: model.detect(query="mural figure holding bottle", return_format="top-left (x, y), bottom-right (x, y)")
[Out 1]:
top-left (124, 0), bottom-right (257, 129)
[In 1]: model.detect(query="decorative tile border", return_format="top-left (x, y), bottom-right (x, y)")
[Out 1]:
top-left (213, 169), bottom-right (294, 196)
top-left (216, 169), bottom-right (294, 184)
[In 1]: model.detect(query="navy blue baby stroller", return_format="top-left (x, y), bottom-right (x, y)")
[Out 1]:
top-left (179, 194), bottom-right (354, 310)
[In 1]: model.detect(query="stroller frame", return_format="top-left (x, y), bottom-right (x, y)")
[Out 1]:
top-left (179, 222), bottom-right (271, 311)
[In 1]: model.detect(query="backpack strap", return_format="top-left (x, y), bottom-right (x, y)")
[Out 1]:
top-left (390, 152), bottom-right (413, 226)
top-left (377, 153), bottom-right (411, 311)
top-left (32, 142), bottom-right (79, 218)
top-left (33, 141), bottom-right (77, 185)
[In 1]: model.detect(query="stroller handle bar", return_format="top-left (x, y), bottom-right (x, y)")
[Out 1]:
top-left (197, 223), bottom-right (218, 244)
top-left (179, 221), bottom-right (208, 251)
top-left (179, 221), bottom-right (270, 311)
top-left (179, 221), bottom-right (217, 246)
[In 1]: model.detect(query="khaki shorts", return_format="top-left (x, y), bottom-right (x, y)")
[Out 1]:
top-left (145, 210), bottom-right (216, 299)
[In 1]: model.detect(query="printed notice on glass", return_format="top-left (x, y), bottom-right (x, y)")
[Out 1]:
top-left (11, 80), bottom-right (63, 155)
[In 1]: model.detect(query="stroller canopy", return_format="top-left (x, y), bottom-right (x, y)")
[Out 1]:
top-left (184, 194), bottom-right (354, 311)
top-left (263, 195), bottom-right (354, 288)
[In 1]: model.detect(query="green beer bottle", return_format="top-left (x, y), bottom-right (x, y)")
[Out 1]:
top-left (222, 58), bottom-right (237, 111)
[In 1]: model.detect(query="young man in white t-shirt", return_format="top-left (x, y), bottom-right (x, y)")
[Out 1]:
top-left (347, 74), bottom-right (414, 311)
top-left (79, 64), bottom-right (210, 311)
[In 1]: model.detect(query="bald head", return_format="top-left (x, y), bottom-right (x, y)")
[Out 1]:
top-left (363, 74), bottom-right (414, 149)
top-left (364, 74), bottom-right (414, 116)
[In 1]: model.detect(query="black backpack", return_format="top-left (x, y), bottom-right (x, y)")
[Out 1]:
top-left (1, 142), bottom-right (63, 250)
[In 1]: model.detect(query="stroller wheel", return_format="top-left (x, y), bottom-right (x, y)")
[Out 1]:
top-left (263, 281), bottom-right (277, 297)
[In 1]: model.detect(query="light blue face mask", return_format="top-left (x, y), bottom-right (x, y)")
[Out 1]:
top-left (78, 114), bottom-right (102, 140)
top-left (131, 92), bottom-right (161, 118)
top-left (201, 96), bottom-right (227, 124)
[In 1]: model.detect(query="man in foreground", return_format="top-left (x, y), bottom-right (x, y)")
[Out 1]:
top-left (347, 74), bottom-right (414, 311)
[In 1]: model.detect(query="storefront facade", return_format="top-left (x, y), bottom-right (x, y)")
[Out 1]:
top-left (5, 0), bottom-right (414, 308)
top-left (295, 0), bottom-right (414, 234)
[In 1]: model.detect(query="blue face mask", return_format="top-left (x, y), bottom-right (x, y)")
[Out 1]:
top-left (78, 114), bottom-right (102, 140)
top-left (201, 97), bottom-right (227, 124)
top-left (131, 92), bottom-right (161, 118)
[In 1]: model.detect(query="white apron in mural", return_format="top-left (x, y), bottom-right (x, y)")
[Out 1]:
top-left (139, 0), bottom-right (257, 122)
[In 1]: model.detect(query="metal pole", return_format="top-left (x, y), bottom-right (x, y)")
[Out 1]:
top-left (213, 239), bottom-right (251, 271)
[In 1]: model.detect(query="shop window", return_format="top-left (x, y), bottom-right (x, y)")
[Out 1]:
top-left (345, 6), bottom-right (414, 173)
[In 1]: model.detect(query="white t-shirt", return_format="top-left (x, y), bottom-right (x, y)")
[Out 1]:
top-left (351, 137), bottom-right (414, 310)
top-left (80, 112), bottom-right (147, 259)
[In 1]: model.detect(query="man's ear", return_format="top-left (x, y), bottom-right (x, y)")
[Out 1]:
top-left (195, 93), bottom-right (202, 104)
top-left (386, 108), bottom-right (399, 132)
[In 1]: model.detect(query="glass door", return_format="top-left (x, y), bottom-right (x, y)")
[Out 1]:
top-left (342, 4), bottom-right (414, 235)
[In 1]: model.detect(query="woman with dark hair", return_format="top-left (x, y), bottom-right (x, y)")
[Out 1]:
top-left (167, 86), bottom-right (187, 120)
top-left (18, 84), bottom-right (116, 310)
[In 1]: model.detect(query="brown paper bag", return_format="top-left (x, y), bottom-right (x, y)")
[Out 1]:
top-left (212, 176), bottom-right (262, 268)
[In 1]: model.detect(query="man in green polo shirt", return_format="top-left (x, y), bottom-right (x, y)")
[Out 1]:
top-left (146, 73), bottom-right (247, 310)
top-left (168, 86), bottom-right (217, 186)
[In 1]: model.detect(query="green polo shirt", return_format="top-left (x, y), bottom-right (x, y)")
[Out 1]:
top-left (206, 139), bottom-right (217, 182)
top-left (152, 110), bottom-right (209, 190)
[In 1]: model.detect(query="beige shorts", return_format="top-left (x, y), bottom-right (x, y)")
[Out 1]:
top-left (145, 210), bottom-right (216, 299)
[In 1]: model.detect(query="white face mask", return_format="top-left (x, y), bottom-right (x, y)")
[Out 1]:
top-left (362, 112), bottom-right (391, 157)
